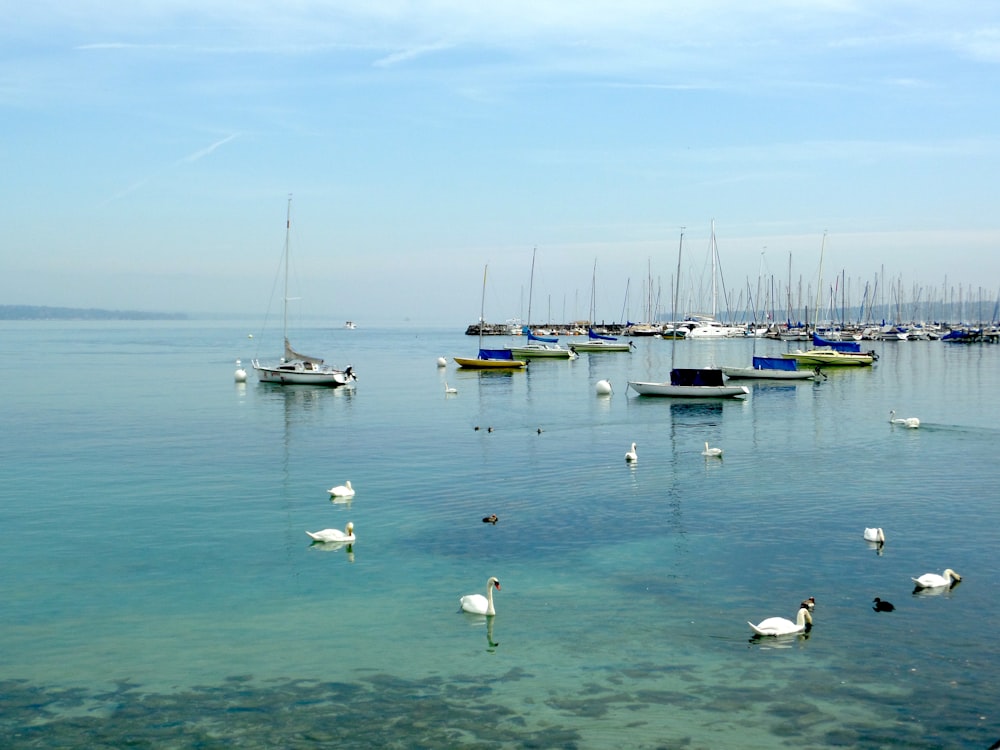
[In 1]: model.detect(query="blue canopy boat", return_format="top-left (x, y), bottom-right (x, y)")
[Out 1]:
top-left (722, 356), bottom-right (821, 380)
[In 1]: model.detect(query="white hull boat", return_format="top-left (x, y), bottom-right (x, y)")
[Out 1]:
top-left (252, 197), bottom-right (356, 388)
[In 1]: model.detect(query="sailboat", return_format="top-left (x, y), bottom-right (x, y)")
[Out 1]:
top-left (507, 248), bottom-right (577, 360)
top-left (570, 261), bottom-right (633, 353)
top-left (454, 265), bottom-right (528, 370)
top-left (722, 271), bottom-right (820, 381)
top-left (251, 197), bottom-right (357, 387)
top-left (628, 231), bottom-right (749, 398)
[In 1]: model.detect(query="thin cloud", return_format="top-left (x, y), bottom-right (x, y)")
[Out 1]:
top-left (180, 133), bottom-right (240, 163)
top-left (373, 43), bottom-right (453, 68)
top-left (102, 133), bottom-right (240, 205)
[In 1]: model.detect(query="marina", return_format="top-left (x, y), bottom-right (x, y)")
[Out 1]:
top-left (2, 320), bottom-right (999, 749)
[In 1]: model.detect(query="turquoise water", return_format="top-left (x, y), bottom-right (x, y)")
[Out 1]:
top-left (2, 320), bottom-right (999, 748)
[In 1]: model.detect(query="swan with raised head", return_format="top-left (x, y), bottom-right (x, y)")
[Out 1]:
top-left (445, 382), bottom-right (457, 394)
top-left (305, 522), bottom-right (355, 543)
top-left (748, 606), bottom-right (813, 637)
top-left (625, 442), bottom-right (637, 462)
top-left (702, 442), bottom-right (723, 458)
top-left (911, 568), bottom-right (961, 589)
top-left (460, 576), bottom-right (501, 615)
top-left (863, 527), bottom-right (886, 544)
top-left (889, 410), bottom-right (920, 428)
top-left (328, 481), bottom-right (355, 498)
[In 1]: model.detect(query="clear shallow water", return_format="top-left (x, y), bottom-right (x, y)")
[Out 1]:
top-left (2, 321), bottom-right (999, 748)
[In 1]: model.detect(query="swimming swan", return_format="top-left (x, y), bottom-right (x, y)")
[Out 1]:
top-left (748, 606), bottom-right (813, 637)
top-left (863, 527), bottom-right (886, 544)
top-left (305, 522), bottom-right (355, 544)
top-left (625, 442), bottom-right (638, 462)
top-left (460, 576), bottom-right (501, 615)
top-left (328, 481), bottom-right (355, 497)
top-left (445, 382), bottom-right (457, 394)
top-left (889, 410), bottom-right (920, 428)
top-left (911, 568), bottom-right (961, 588)
top-left (702, 442), bottom-right (723, 458)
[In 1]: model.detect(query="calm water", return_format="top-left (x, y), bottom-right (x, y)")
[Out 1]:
top-left (2, 320), bottom-right (999, 749)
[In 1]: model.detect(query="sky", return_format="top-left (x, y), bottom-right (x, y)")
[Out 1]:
top-left (4, 1), bottom-right (1000, 326)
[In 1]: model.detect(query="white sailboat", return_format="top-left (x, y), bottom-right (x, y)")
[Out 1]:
top-left (569, 260), bottom-right (633, 353)
top-left (722, 268), bottom-right (820, 381)
top-left (252, 196), bottom-right (357, 387)
top-left (628, 231), bottom-right (749, 398)
top-left (507, 248), bottom-right (577, 360)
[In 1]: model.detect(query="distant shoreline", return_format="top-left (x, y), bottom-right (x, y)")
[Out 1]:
top-left (0, 305), bottom-right (186, 321)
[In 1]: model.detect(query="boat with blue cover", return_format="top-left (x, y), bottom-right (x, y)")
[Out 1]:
top-left (570, 328), bottom-right (633, 353)
top-left (455, 265), bottom-right (528, 370)
top-left (780, 335), bottom-right (877, 366)
top-left (722, 356), bottom-right (820, 380)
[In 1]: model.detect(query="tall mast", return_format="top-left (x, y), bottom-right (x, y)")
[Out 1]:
top-left (526, 247), bottom-right (536, 336)
top-left (672, 229), bottom-right (684, 370)
top-left (478, 264), bottom-right (488, 350)
top-left (283, 194), bottom-right (292, 346)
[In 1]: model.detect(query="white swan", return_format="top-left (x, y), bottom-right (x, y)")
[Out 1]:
top-left (889, 410), bottom-right (920, 428)
top-left (702, 442), bottom-right (723, 458)
top-left (863, 527), bottom-right (886, 544)
top-left (748, 606), bottom-right (813, 637)
top-left (305, 522), bottom-right (355, 543)
top-left (328, 481), bottom-right (355, 497)
top-left (445, 382), bottom-right (457, 394)
top-left (911, 568), bottom-right (961, 589)
top-left (625, 442), bottom-right (637, 462)
top-left (460, 576), bottom-right (501, 615)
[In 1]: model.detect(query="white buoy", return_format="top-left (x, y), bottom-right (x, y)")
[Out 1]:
top-left (234, 359), bottom-right (248, 383)
top-left (437, 356), bottom-right (447, 367)
top-left (595, 379), bottom-right (613, 395)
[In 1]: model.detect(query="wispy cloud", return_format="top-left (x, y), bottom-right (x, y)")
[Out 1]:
top-left (102, 133), bottom-right (240, 205)
top-left (373, 42), bottom-right (453, 68)
top-left (180, 133), bottom-right (240, 163)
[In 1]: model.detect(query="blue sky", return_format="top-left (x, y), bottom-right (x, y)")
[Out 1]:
top-left (4, 1), bottom-right (1000, 326)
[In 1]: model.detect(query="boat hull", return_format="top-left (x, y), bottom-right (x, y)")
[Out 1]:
top-left (252, 361), bottom-right (353, 386)
top-left (627, 381), bottom-right (749, 398)
top-left (454, 357), bottom-right (527, 369)
top-left (780, 350), bottom-right (874, 366)
top-left (721, 366), bottom-right (817, 380)
top-left (507, 345), bottom-right (577, 360)
top-left (569, 341), bottom-right (632, 353)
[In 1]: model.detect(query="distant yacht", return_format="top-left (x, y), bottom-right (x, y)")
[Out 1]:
top-left (344, 321), bottom-right (357, 329)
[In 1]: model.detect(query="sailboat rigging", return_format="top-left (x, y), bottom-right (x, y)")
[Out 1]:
top-left (507, 247), bottom-right (577, 360)
top-left (454, 264), bottom-right (528, 369)
top-left (570, 260), bottom-right (633, 353)
top-left (251, 196), bottom-right (357, 387)
top-left (628, 231), bottom-right (748, 398)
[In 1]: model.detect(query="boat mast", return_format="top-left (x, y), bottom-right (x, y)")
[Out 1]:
top-left (672, 229), bottom-right (684, 370)
top-left (814, 230), bottom-right (826, 332)
top-left (283, 194), bottom-right (292, 348)
top-left (479, 264), bottom-right (488, 350)
top-left (526, 247), bottom-right (536, 337)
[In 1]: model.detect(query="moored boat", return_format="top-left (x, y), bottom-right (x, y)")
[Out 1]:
top-left (627, 231), bottom-right (748, 399)
top-left (780, 348), bottom-right (876, 366)
top-left (722, 356), bottom-right (820, 380)
top-left (629, 368), bottom-right (749, 398)
top-left (455, 265), bottom-right (528, 370)
top-left (252, 197), bottom-right (357, 388)
top-left (569, 328), bottom-right (633, 353)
